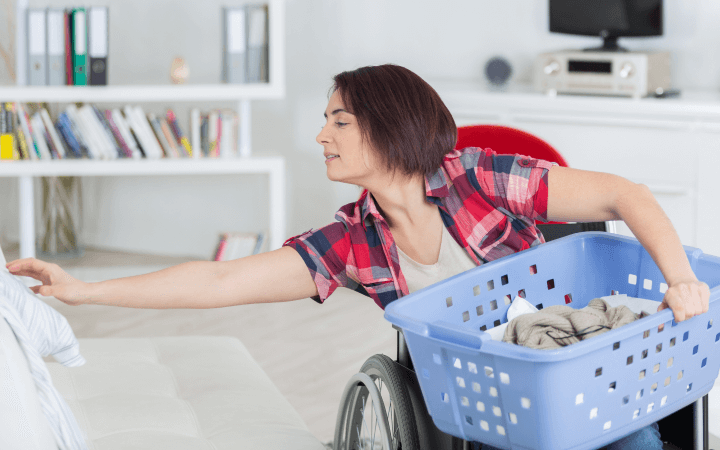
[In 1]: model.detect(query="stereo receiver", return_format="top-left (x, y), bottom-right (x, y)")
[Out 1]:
top-left (534, 50), bottom-right (670, 98)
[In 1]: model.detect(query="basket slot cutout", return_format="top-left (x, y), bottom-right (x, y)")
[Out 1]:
top-left (473, 285), bottom-right (481, 296)
top-left (521, 397), bottom-right (531, 409)
top-left (627, 355), bottom-right (634, 365)
top-left (633, 409), bottom-right (640, 419)
top-left (575, 393), bottom-right (584, 405)
top-left (595, 367), bottom-right (602, 377)
top-left (501, 275), bottom-right (509, 286)
top-left (497, 425), bottom-right (506, 436)
top-left (485, 366), bottom-right (494, 378)
top-left (653, 363), bottom-right (660, 374)
top-left (660, 283), bottom-right (668, 293)
top-left (490, 300), bottom-right (498, 311)
top-left (643, 330), bottom-right (651, 339)
top-left (500, 372), bottom-right (510, 385)
top-left (702, 357), bottom-right (707, 368)
top-left (709, 319), bottom-right (714, 329)
top-left (590, 407), bottom-right (598, 419)
top-left (693, 344), bottom-right (699, 355)
top-left (487, 280), bottom-right (495, 291)
top-left (480, 420), bottom-right (489, 431)
top-left (529, 264), bottom-right (537, 275)
top-left (441, 392), bottom-right (449, 403)
top-left (661, 395), bottom-right (668, 406)
top-left (472, 382), bottom-right (481, 393)
top-left (468, 362), bottom-right (477, 374)
top-left (454, 358), bottom-right (462, 369)
top-left (489, 387), bottom-right (498, 397)
top-left (446, 297), bottom-right (453, 307)
top-left (613, 342), bottom-right (620, 351)
top-left (461, 396), bottom-right (469, 407)
top-left (683, 331), bottom-right (690, 342)
top-left (547, 279), bottom-right (555, 290)
top-left (651, 382), bottom-right (658, 393)
top-left (518, 289), bottom-right (526, 298)
top-left (670, 337), bottom-right (676, 347)
top-left (565, 293), bottom-right (573, 304)
top-left (536, 303), bottom-right (544, 310)
top-left (628, 274), bottom-right (637, 285)
top-left (644, 279), bottom-right (652, 290)
top-left (465, 415), bottom-right (472, 425)
top-left (477, 401), bottom-right (485, 412)
top-left (642, 349), bottom-right (648, 359)
top-left (603, 421), bottom-right (612, 431)
top-left (656, 343), bottom-right (662, 353)
top-left (687, 383), bottom-right (693, 393)
top-left (636, 389), bottom-right (644, 400)
top-left (639, 370), bottom-right (646, 380)
top-left (678, 370), bottom-right (684, 381)
top-left (492, 406), bottom-right (502, 417)
top-left (503, 294), bottom-right (512, 305)
top-left (716, 332), bottom-right (720, 342)
top-left (508, 412), bottom-right (518, 424)
top-left (622, 395), bottom-right (629, 405)
top-left (480, 325), bottom-right (487, 332)
top-left (658, 323), bottom-right (665, 333)
top-left (647, 402), bottom-right (655, 413)
top-left (493, 319), bottom-right (501, 327)
top-left (664, 376), bottom-right (671, 387)
top-left (457, 377), bottom-right (466, 388)
top-left (608, 382), bottom-right (616, 393)
top-left (462, 311), bottom-right (470, 322)
top-left (476, 305), bottom-right (484, 316)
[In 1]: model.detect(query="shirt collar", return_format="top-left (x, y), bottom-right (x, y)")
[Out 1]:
top-left (425, 166), bottom-right (450, 199)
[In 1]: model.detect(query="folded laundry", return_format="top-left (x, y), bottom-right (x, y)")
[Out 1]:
top-left (502, 298), bottom-right (646, 349)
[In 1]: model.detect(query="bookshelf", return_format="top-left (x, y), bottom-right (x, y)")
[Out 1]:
top-left (6, 0), bottom-right (287, 259)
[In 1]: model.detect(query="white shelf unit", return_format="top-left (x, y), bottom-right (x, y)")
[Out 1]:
top-left (6, 0), bottom-right (287, 259)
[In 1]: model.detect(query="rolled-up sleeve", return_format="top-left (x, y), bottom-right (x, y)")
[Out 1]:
top-left (282, 221), bottom-right (352, 304)
top-left (474, 149), bottom-right (556, 222)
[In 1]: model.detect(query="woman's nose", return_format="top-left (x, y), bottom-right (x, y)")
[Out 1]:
top-left (316, 125), bottom-right (330, 144)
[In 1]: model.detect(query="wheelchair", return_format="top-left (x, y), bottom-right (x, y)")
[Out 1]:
top-left (332, 126), bottom-right (711, 450)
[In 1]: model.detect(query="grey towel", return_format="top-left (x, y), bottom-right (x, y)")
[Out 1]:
top-left (502, 298), bottom-right (641, 349)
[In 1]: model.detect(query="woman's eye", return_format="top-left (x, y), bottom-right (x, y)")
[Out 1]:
top-left (335, 122), bottom-right (348, 127)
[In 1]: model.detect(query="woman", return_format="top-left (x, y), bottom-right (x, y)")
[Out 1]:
top-left (7, 64), bottom-right (709, 449)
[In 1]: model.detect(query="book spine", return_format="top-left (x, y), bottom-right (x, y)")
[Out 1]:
top-left (132, 106), bottom-right (164, 159)
top-left (33, 113), bottom-right (58, 159)
top-left (56, 113), bottom-right (83, 158)
top-left (17, 104), bottom-right (40, 160)
top-left (200, 114), bottom-right (209, 157)
top-left (63, 107), bottom-right (92, 158)
top-left (166, 109), bottom-right (192, 157)
top-left (40, 108), bottom-right (68, 158)
top-left (148, 114), bottom-right (172, 158)
top-left (111, 108), bottom-right (142, 158)
top-left (92, 106), bottom-right (124, 158)
top-left (104, 110), bottom-right (132, 158)
top-left (157, 118), bottom-right (179, 158)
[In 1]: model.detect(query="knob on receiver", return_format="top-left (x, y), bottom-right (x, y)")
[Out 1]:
top-left (544, 60), bottom-right (561, 75)
top-left (619, 62), bottom-right (635, 78)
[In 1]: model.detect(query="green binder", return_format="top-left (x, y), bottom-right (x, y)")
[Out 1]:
top-left (72, 8), bottom-right (87, 86)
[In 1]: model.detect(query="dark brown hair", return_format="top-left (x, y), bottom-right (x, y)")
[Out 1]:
top-left (331, 64), bottom-right (457, 177)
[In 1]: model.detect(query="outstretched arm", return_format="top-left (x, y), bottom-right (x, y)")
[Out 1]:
top-left (6, 246), bottom-right (319, 309)
top-left (546, 165), bottom-right (710, 322)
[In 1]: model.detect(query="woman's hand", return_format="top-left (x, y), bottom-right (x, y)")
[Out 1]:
top-left (6, 258), bottom-right (91, 306)
top-left (657, 279), bottom-right (710, 323)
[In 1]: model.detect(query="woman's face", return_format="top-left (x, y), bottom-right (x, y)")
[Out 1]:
top-left (317, 90), bottom-right (383, 186)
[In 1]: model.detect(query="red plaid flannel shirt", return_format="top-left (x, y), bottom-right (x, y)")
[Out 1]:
top-left (283, 147), bottom-right (556, 309)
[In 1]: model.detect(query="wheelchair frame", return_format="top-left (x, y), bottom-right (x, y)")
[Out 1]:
top-left (335, 222), bottom-right (711, 450)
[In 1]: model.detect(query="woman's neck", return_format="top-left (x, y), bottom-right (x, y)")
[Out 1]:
top-left (368, 174), bottom-right (435, 229)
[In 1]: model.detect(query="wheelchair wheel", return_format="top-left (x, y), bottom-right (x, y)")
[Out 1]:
top-left (334, 354), bottom-right (419, 450)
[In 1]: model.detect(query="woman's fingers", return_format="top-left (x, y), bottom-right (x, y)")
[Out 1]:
top-left (660, 280), bottom-right (710, 323)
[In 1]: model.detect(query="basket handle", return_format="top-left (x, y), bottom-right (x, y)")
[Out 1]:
top-left (426, 321), bottom-right (489, 351)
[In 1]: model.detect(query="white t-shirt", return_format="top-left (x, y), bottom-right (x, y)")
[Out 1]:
top-left (397, 225), bottom-right (478, 294)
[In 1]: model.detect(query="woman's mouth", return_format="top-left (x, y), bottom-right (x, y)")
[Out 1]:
top-left (325, 154), bottom-right (339, 161)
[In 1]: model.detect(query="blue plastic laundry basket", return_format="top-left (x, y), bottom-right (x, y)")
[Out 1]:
top-left (384, 232), bottom-right (720, 450)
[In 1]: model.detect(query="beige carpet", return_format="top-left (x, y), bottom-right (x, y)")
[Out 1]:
top-left (4, 244), bottom-right (396, 444)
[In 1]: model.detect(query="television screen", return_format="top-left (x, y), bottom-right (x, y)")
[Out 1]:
top-left (550, 0), bottom-right (662, 38)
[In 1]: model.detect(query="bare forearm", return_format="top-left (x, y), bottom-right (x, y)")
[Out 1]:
top-left (87, 260), bottom-right (230, 309)
top-left (613, 184), bottom-right (697, 286)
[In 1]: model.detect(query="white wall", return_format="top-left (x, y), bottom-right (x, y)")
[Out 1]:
top-left (1, 0), bottom-right (719, 257)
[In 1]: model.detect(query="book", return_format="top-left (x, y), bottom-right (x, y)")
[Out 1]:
top-left (29, 112), bottom-right (53, 159)
top-left (208, 110), bottom-right (219, 157)
top-left (64, 9), bottom-right (72, 85)
top-left (104, 110), bottom-right (133, 158)
top-left (40, 108), bottom-right (68, 159)
top-left (200, 114), bottom-right (209, 157)
top-left (110, 108), bottom-right (142, 158)
top-left (87, 6), bottom-right (108, 85)
top-left (72, 8), bottom-right (87, 86)
top-left (246, 4), bottom-right (269, 83)
top-left (17, 104), bottom-right (40, 160)
top-left (191, 108), bottom-right (200, 159)
top-left (213, 232), bottom-right (262, 261)
top-left (27, 9), bottom-right (48, 86)
top-left (47, 8), bottom-right (66, 86)
top-left (158, 118), bottom-right (180, 158)
top-left (148, 113), bottom-right (173, 158)
top-left (56, 112), bottom-right (86, 158)
top-left (166, 109), bottom-right (192, 157)
top-left (222, 7), bottom-right (246, 84)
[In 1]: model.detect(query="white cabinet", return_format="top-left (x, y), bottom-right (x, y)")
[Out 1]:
top-left (434, 81), bottom-right (720, 256)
